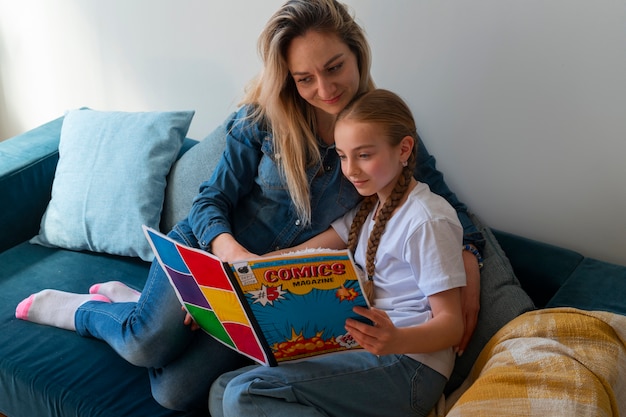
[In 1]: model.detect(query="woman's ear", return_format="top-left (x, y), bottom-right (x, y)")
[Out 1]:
top-left (399, 135), bottom-right (415, 163)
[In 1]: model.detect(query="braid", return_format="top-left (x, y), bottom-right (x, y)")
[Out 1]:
top-left (360, 162), bottom-right (414, 304)
top-left (347, 195), bottom-right (377, 254)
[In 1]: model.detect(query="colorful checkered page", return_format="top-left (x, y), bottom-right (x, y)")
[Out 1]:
top-left (144, 226), bottom-right (270, 365)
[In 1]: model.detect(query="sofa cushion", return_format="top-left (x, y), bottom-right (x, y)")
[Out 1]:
top-left (0, 242), bottom-right (199, 416)
top-left (445, 214), bottom-right (536, 394)
top-left (492, 229), bottom-right (584, 308)
top-left (546, 257), bottom-right (626, 316)
top-left (30, 109), bottom-right (194, 261)
top-left (161, 112), bottom-right (232, 232)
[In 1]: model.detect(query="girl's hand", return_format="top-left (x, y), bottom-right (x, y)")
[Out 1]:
top-left (182, 306), bottom-right (200, 331)
top-left (344, 306), bottom-right (401, 355)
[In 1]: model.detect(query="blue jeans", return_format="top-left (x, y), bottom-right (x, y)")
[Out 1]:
top-left (74, 226), bottom-right (251, 411)
top-left (209, 352), bottom-right (446, 417)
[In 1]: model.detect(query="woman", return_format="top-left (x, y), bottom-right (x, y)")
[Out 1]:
top-left (16, 0), bottom-right (482, 411)
top-left (210, 88), bottom-right (466, 417)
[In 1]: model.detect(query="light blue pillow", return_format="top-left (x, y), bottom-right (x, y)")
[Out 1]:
top-left (31, 109), bottom-right (194, 261)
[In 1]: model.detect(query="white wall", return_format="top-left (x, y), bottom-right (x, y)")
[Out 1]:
top-left (1, 0), bottom-right (625, 266)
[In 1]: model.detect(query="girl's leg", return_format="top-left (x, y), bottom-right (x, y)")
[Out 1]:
top-left (210, 352), bottom-right (446, 417)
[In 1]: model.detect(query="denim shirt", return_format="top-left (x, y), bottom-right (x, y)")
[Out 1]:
top-left (182, 106), bottom-right (483, 255)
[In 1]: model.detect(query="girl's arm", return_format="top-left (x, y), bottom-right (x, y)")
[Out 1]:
top-left (345, 287), bottom-right (464, 355)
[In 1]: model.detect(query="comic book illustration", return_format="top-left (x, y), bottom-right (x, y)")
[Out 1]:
top-left (143, 226), bottom-right (370, 366)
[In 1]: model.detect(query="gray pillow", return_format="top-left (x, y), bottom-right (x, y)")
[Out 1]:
top-left (161, 113), bottom-right (233, 232)
top-left (445, 213), bottom-right (536, 394)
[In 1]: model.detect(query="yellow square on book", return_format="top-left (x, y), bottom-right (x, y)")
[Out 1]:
top-left (201, 286), bottom-right (249, 325)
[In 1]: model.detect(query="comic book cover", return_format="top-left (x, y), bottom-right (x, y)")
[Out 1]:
top-left (143, 226), bottom-right (370, 366)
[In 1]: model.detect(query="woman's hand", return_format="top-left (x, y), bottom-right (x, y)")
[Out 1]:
top-left (456, 250), bottom-right (481, 355)
top-left (210, 233), bottom-right (256, 263)
top-left (344, 307), bottom-right (401, 356)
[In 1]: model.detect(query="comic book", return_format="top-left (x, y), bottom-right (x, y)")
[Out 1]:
top-left (143, 226), bottom-right (370, 366)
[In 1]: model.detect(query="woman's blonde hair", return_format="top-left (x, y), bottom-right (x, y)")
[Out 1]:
top-left (337, 89), bottom-right (419, 304)
top-left (241, 0), bottom-right (374, 225)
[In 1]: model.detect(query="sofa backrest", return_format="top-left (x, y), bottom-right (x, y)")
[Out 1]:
top-left (160, 113), bottom-right (232, 233)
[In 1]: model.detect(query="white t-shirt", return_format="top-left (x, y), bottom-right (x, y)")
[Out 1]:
top-left (331, 182), bottom-right (466, 378)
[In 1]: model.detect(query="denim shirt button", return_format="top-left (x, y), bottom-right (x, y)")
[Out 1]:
top-left (295, 219), bottom-right (301, 226)
top-left (325, 165), bottom-right (332, 172)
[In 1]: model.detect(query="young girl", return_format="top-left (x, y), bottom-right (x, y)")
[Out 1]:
top-left (208, 89), bottom-right (466, 417)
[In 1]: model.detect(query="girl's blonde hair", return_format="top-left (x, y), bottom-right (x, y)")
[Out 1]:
top-left (241, 0), bottom-right (374, 225)
top-left (337, 89), bottom-right (419, 304)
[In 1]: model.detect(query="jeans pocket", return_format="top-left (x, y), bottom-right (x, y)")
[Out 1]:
top-left (409, 360), bottom-right (447, 416)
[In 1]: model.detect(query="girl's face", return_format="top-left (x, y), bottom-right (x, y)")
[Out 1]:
top-left (286, 30), bottom-right (360, 118)
top-left (335, 119), bottom-right (412, 203)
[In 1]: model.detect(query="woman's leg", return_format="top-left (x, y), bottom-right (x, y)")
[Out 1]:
top-left (209, 352), bottom-right (446, 417)
top-left (74, 221), bottom-right (201, 367)
top-left (74, 258), bottom-right (192, 367)
top-left (149, 330), bottom-right (253, 411)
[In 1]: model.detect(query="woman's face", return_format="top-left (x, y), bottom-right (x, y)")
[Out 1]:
top-left (286, 30), bottom-right (360, 117)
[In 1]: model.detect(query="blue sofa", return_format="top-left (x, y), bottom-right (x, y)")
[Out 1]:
top-left (1, 115), bottom-right (625, 417)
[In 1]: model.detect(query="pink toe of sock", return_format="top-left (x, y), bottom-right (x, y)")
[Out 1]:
top-left (90, 294), bottom-right (112, 303)
top-left (16, 294), bottom-right (35, 320)
top-left (89, 284), bottom-right (101, 295)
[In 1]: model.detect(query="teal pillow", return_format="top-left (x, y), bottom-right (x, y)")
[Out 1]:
top-left (547, 257), bottom-right (626, 316)
top-left (30, 109), bottom-right (194, 261)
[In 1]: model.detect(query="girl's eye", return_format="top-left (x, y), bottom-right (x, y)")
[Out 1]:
top-left (359, 153), bottom-right (370, 159)
top-left (297, 76), bottom-right (312, 84)
top-left (337, 154), bottom-right (347, 161)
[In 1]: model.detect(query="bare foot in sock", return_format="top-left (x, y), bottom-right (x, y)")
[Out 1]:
top-left (89, 281), bottom-right (141, 303)
top-left (15, 289), bottom-right (111, 331)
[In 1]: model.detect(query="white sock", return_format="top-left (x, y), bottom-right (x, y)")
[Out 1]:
top-left (89, 281), bottom-right (141, 303)
top-left (15, 289), bottom-right (111, 331)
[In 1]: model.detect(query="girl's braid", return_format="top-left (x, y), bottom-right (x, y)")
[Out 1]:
top-left (359, 154), bottom-right (416, 304)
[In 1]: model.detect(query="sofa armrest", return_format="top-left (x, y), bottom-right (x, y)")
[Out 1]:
top-left (492, 229), bottom-right (584, 308)
top-left (0, 116), bottom-right (64, 253)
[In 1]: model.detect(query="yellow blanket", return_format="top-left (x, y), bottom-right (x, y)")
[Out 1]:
top-left (443, 307), bottom-right (626, 416)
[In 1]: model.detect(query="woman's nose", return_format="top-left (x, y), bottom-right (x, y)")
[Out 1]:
top-left (317, 77), bottom-right (336, 99)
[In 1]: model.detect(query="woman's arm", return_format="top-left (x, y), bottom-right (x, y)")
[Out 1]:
top-left (187, 107), bottom-right (266, 252)
top-left (413, 136), bottom-right (483, 353)
top-left (263, 227), bottom-right (346, 258)
top-left (413, 136), bottom-right (484, 250)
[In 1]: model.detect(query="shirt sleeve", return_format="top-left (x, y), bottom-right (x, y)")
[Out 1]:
top-left (408, 218), bottom-right (467, 296)
top-left (330, 205), bottom-right (358, 244)
top-left (187, 106), bottom-right (267, 250)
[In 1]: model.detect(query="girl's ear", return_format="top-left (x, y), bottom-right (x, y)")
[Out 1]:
top-left (399, 135), bottom-right (415, 163)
